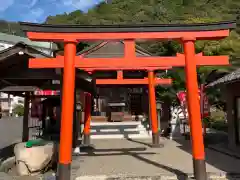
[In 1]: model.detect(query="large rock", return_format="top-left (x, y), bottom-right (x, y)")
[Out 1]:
top-left (14, 141), bottom-right (56, 176)
top-left (0, 172), bottom-right (15, 180)
top-left (0, 156), bottom-right (15, 173)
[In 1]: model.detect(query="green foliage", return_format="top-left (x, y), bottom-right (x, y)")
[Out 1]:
top-left (210, 121), bottom-right (228, 132)
top-left (209, 108), bottom-right (228, 132)
top-left (203, 116), bottom-right (211, 125)
top-left (46, 0), bottom-right (240, 25)
top-left (13, 104), bottom-right (24, 116)
top-left (0, 20), bottom-right (25, 36)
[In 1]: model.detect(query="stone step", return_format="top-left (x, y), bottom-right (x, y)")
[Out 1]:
top-left (90, 127), bottom-right (148, 133)
top-left (90, 121), bottom-right (143, 126)
top-left (88, 121), bottom-right (150, 139)
top-left (91, 133), bottom-right (151, 139)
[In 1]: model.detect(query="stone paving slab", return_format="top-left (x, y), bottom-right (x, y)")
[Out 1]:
top-left (75, 174), bottom-right (240, 180)
top-left (4, 174), bottom-right (240, 180)
top-left (72, 138), bottom-right (240, 179)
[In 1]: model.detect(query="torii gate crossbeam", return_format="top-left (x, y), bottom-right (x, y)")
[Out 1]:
top-left (95, 70), bottom-right (172, 85)
top-left (28, 53), bottom-right (228, 69)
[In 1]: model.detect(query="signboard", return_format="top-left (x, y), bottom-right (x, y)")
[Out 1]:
top-left (202, 92), bottom-right (210, 118)
top-left (34, 89), bottom-right (60, 96)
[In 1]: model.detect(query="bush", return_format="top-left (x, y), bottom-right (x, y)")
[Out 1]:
top-left (210, 108), bottom-right (225, 121)
top-left (210, 121), bottom-right (228, 132)
top-left (209, 108), bottom-right (228, 132)
top-left (13, 104), bottom-right (24, 116)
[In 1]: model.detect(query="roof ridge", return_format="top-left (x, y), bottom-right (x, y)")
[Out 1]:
top-left (207, 68), bottom-right (240, 87)
top-left (0, 32), bottom-right (58, 50)
top-left (19, 21), bottom-right (236, 34)
top-left (0, 42), bottom-right (52, 58)
top-left (76, 41), bottom-right (106, 55)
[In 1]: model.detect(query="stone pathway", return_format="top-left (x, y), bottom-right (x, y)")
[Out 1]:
top-left (71, 138), bottom-right (240, 179)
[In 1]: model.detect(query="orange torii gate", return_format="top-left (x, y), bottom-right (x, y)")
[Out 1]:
top-left (82, 70), bottom-right (172, 147)
top-left (95, 70), bottom-right (172, 85)
top-left (20, 21), bottom-right (235, 180)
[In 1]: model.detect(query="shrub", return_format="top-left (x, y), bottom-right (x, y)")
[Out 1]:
top-left (13, 104), bottom-right (24, 116)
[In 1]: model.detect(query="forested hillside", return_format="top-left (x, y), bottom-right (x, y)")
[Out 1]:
top-left (45, 0), bottom-right (239, 59)
top-left (46, 0), bottom-right (239, 25)
top-left (0, 20), bottom-right (25, 36)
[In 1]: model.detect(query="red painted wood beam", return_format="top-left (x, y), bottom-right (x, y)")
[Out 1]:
top-left (96, 78), bottom-right (172, 85)
top-left (26, 30), bottom-right (229, 42)
top-left (28, 53), bottom-right (229, 69)
top-left (78, 66), bottom-right (171, 71)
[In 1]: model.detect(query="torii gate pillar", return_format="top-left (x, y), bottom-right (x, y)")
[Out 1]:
top-left (57, 42), bottom-right (76, 180)
top-left (183, 38), bottom-right (206, 180)
top-left (148, 70), bottom-right (163, 147)
top-left (83, 92), bottom-right (92, 146)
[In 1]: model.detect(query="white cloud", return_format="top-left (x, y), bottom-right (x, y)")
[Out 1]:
top-left (62, 0), bottom-right (102, 10)
top-left (1, 0), bottom-right (103, 22)
top-left (29, 0), bottom-right (38, 7)
top-left (22, 8), bottom-right (44, 22)
top-left (63, 0), bottom-right (73, 6)
top-left (18, 0), bottom-right (39, 8)
top-left (0, 0), bottom-right (14, 12)
top-left (30, 8), bottom-right (44, 17)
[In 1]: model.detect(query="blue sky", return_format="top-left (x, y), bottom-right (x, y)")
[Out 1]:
top-left (0, 0), bottom-right (104, 22)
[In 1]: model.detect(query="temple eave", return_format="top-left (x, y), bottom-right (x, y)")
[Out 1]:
top-left (19, 21), bottom-right (236, 33)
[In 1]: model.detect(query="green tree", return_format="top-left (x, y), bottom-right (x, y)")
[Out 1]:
top-left (13, 104), bottom-right (24, 116)
top-left (0, 20), bottom-right (25, 36)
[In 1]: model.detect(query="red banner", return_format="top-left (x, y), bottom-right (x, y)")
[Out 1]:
top-left (177, 88), bottom-right (210, 119)
top-left (202, 93), bottom-right (210, 118)
top-left (31, 98), bottom-right (42, 118)
top-left (177, 91), bottom-right (187, 105)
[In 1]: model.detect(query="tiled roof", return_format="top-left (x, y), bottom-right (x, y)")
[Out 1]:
top-left (207, 68), bottom-right (240, 87)
top-left (76, 40), bottom-right (153, 57)
top-left (0, 32), bottom-right (58, 50)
